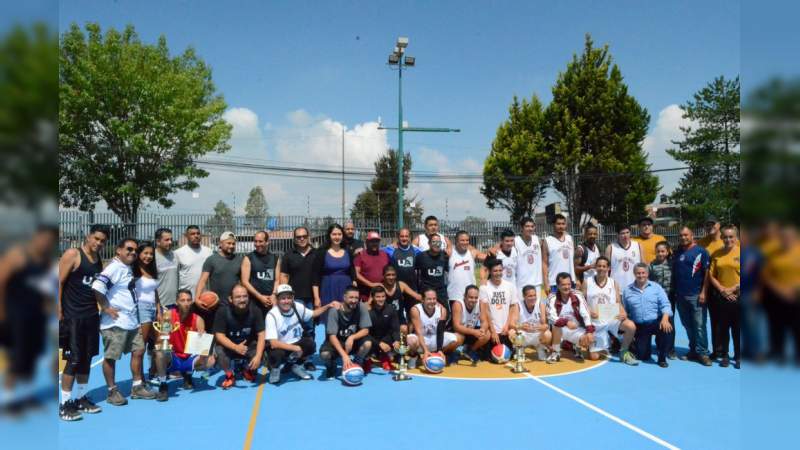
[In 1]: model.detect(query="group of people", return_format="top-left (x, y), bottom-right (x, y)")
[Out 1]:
top-left (57, 213), bottom-right (741, 423)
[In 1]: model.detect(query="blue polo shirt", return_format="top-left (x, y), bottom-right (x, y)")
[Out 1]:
top-left (623, 281), bottom-right (672, 324)
top-left (672, 244), bottom-right (710, 297)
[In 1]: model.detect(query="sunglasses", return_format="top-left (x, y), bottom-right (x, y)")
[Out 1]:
top-left (294, 234), bottom-right (308, 239)
top-left (125, 246), bottom-right (137, 252)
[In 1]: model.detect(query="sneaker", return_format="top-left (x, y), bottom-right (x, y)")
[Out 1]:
top-left (658, 360), bottom-right (669, 368)
top-left (537, 347), bottom-right (548, 361)
top-left (362, 359), bottom-right (372, 374)
top-left (668, 350), bottom-right (677, 360)
top-left (407, 356), bottom-right (418, 369)
top-left (182, 373), bottom-right (194, 390)
top-left (131, 384), bottom-right (156, 400)
top-left (323, 362), bottom-right (337, 379)
top-left (106, 387), bottom-right (127, 406)
top-left (59, 400), bottom-right (83, 421)
top-left (156, 383), bottom-right (168, 402)
top-left (573, 348), bottom-right (585, 362)
top-left (546, 352), bottom-right (561, 364)
top-left (621, 350), bottom-right (640, 366)
top-left (222, 372), bottom-right (236, 389)
top-left (680, 352), bottom-right (699, 362)
top-left (699, 355), bottom-right (713, 367)
top-left (720, 356), bottom-right (730, 368)
top-left (380, 354), bottom-right (393, 371)
top-left (303, 361), bottom-right (316, 372)
top-left (732, 359), bottom-right (740, 369)
top-left (290, 364), bottom-right (312, 380)
top-left (242, 368), bottom-right (256, 382)
top-left (76, 396), bottom-right (102, 414)
top-left (268, 368), bottom-right (282, 384)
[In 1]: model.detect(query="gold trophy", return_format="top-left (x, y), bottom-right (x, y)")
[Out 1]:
top-left (510, 322), bottom-right (529, 373)
top-left (152, 306), bottom-right (179, 353)
top-left (393, 332), bottom-right (412, 381)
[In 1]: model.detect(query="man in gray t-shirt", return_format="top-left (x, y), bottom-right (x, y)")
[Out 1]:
top-left (155, 228), bottom-right (179, 306)
top-left (319, 286), bottom-right (373, 378)
top-left (196, 231), bottom-right (243, 304)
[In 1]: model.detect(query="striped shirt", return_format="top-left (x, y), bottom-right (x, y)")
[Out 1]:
top-left (649, 259), bottom-right (673, 296)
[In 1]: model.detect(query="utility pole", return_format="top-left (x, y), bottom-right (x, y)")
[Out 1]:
top-left (341, 126), bottom-right (346, 222)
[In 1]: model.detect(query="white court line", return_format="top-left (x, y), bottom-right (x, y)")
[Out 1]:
top-left (523, 372), bottom-right (680, 450)
top-left (409, 358), bottom-right (608, 381)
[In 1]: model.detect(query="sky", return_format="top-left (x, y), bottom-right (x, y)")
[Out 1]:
top-left (55, 0), bottom-right (741, 220)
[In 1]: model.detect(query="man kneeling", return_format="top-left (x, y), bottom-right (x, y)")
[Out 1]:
top-left (452, 285), bottom-right (491, 363)
top-left (213, 284), bottom-right (265, 389)
top-left (547, 273), bottom-right (595, 363)
top-left (319, 287), bottom-right (373, 379)
top-left (509, 285), bottom-right (552, 361)
top-left (407, 288), bottom-right (459, 368)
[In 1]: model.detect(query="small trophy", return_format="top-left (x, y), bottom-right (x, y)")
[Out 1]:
top-left (393, 332), bottom-right (412, 381)
top-left (511, 323), bottom-right (529, 374)
top-left (152, 306), bottom-right (179, 353)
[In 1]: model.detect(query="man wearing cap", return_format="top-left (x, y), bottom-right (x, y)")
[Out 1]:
top-left (264, 284), bottom-right (340, 384)
top-left (633, 217), bottom-right (666, 264)
top-left (196, 231), bottom-right (243, 306)
top-left (354, 231), bottom-right (390, 302)
top-left (698, 215), bottom-right (724, 256)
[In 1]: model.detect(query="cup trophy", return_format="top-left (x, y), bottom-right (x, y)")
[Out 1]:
top-left (152, 306), bottom-right (179, 354)
top-left (393, 332), bottom-right (412, 381)
top-left (510, 323), bottom-right (529, 373)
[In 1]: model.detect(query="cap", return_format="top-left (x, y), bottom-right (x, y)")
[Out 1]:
top-left (275, 284), bottom-right (294, 297)
top-left (638, 217), bottom-right (654, 225)
top-left (219, 231), bottom-right (236, 242)
top-left (704, 215), bottom-right (719, 224)
top-left (366, 231), bottom-right (381, 241)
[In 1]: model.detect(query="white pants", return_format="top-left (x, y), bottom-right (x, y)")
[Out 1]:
top-left (518, 331), bottom-right (543, 347)
top-left (413, 332), bottom-right (457, 352)
top-left (591, 320), bottom-right (623, 352)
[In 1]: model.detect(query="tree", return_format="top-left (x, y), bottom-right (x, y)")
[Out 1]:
top-left (545, 34), bottom-right (658, 229)
top-left (59, 23), bottom-right (232, 227)
top-left (482, 95), bottom-right (551, 222)
top-left (206, 200), bottom-right (234, 237)
top-left (350, 149), bottom-right (423, 225)
top-left (668, 76), bottom-right (740, 225)
top-left (244, 186), bottom-right (268, 226)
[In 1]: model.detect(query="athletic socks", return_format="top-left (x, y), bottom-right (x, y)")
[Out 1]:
top-left (132, 379), bottom-right (142, 387)
top-left (76, 383), bottom-right (88, 400)
top-left (60, 389), bottom-right (72, 406)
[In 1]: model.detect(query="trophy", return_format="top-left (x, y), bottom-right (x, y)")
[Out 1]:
top-left (393, 332), bottom-right (412, 381)
top-left (152, 306), bottom-right (179, 353)
top-left (510, 323), bottom-right (529, 373)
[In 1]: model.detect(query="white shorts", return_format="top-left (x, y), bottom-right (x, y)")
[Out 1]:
top-left (423, 332), bottom-right (457, 352)
top-left (518, 331), bottom-right (543, 347)
top-left (591, 320), bottom-right (623, 352)
top-left (560, 327), bottom-right (587, 346)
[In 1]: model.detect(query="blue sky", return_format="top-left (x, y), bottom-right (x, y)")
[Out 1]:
top-left (54, 0), bottom-right (741, 219)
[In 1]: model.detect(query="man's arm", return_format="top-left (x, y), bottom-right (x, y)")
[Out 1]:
top-left (409, 306), bottom-right (429, 354)
top-left (311, 302), bottom-right (339, 319)
top-left (354, 257), bottom-right (378, 289)
top-left (57, 248), bottom-right (80, 321)
top-left (280, 256), bottom-right (290, 285)
top-left (451, 301), bottom-right (475, 337)
top-left (398, 281), bottom-right (421, 302)
top-left (195, 316), bottom-right (206, 334)
top-left (502, 303), bottom-right (519, 335)
top-left (250, 331), bottom-right (266, 370)
top-left (574, 245), bottom-right (591, 278)
top-left (195, 271), bottom-right (211, 299)
top-left (541, 239), bottom-right (550, 288)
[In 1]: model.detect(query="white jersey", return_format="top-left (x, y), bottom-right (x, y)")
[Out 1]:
top-left (547, 290), bottom-right (592, 327)
top-left (580, 243), bottom-right (601, 279)
top-left (585, 276), bottom-right (619, 325)
top-left (514, 235), bottom-right (543, 288)
top-left (414, 303), bottom-right (444, 338)
top-left (416, 233), bottom-right (448, 252)
top-left (93, 258), bottom-right (138, 330)
top-left (479, 279), bottom-right (518, 333)
top-left (545, 234), bottom-right (575, 286)
top-left (447, 249), bottom-right (476, 301)
top-left (496, 247), bottom-right (518, 286)
top-left (610, 241), bottom-right (641, 289)
top-left (453, 298), bottom-right (482, 329)
top-left (517, 298), bottom-right (545, 327)
top-left (265, 301), bottom-right (313, 345)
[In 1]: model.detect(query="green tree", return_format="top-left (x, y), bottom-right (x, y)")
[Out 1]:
top-left (350, 149), bottom-right (423, 225)
top-left (545, 34), bottom-right (658, 228)
top-left (59, 23), bottom-right (232, 226)
top-left (668, 76), bottom-right (740, 225)
top-left (482, 95), bottom-right (551, 222)
top-left (206, 200), bottom-right (234, 237)
top-left (244, 186), bottom-right (268, 226)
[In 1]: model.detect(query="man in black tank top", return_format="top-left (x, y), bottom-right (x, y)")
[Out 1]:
top-left (57, 224), bottom-right (108, 421)
top-left (240, 231), bottom-right (281, 316)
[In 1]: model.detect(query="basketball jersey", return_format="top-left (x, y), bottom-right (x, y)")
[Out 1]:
top-left (169, 308), bottom-right (199, 359)
top-left (545, 234), bottom-right (575, 286)
top-left (581, 243), bottom-right (601, 280)
top-left (62, 247), bottom-right (103, 319)
top-left (447, 249), bottom-right (475, 301)
top-left (265, 301), bottom-right (312, 345)
top-left (389, 245), bottom-right (418, 290)
top-left (417, 233), bottom-right (447, 252)
top-left (585, 276), bottom-right (617, 309)
top-left (479, 279), bottom-right (517, 333)
top-left (453, 298), bottom-right (481, 329)
top-left (610, 241), bottom-right (641, 289)
top-left (384, 283), bottom-right (403, 312)
top-left (518, 297), bottom-right (544, 327)
top-left (514, 235), bottom-right (543, 288)
top-left (247, 251), bottom-right (278, 295)
top-left (548, 293), bottom-right (581, 323)
top-left (414, 303), bottom-right (442, 338)
top-left (496, 247), bottom-right (518, 286)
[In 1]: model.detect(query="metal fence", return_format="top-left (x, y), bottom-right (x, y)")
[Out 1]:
top-left (60, 210), bottom-right (704, 260)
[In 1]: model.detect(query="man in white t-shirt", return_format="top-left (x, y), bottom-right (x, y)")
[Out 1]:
top-left (264, 284), bottom-right (340, 384)
top-left (479, 258), bottom-right (519, 352)
top-left (175, 225), bottom-right (212, 298)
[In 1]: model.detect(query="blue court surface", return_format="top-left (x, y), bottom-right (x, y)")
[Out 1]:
top-left (53, 312), bottom-right (741, 450)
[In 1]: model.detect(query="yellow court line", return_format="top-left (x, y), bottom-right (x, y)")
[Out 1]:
top-left (243, 379), bottom-right (267, 450)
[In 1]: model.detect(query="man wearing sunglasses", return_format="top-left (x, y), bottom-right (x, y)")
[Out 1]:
top-left (92, 238), bottom-right (156, 406)
top-left (280, 226), bottom-right (318, 372)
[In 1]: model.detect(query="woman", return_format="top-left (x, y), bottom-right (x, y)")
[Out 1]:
top-left (312, 224), bottom-right (355, 314)
top-left (707, 225), bottom-right (741, 368)
top-left (133, 241), bottom-right (161, 380)
top-left (380, 264), bottom-right (421, 334)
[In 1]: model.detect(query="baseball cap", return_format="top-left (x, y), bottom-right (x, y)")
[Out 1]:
top-left (219, 231), bottom-right (236, 242)
top-left (275, 284), bottom-right (294, 297)
top-left (704, 215), bottom-right (719, 224)
top-left (638, 217), bottom-right (654, 225)
top-left (366, 231), bottom-right (381, 241)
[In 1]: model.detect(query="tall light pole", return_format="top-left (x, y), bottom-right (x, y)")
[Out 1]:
top-left (385, 36), bottom-right (459, 229)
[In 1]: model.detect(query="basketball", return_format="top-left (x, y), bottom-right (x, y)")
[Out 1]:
top-left (196, 291), bottom-right (219, 311)
top-left (342, 365), bottom-right (365, 386)
top-left (423, 352), bottom-right (446, 374)
top-left (491, 344), bottom-right (512, 363)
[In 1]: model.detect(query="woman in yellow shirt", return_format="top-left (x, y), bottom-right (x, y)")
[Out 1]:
top-left (707, 225), bottom-right (740, 368)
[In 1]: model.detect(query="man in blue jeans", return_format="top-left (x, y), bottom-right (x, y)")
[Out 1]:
top-left (673, 226), bottom-right (712, 366)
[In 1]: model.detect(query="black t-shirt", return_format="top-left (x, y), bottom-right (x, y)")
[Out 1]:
top-left (326, 302), bottom-right (371, 340)
top-left (280, 247), bottom-right (315, 299)
top-left (212, 303), bottom-right (264, 345)
top-left (390, 246), bottom-right (418, 291)
top-left (247, 251), bottom-right (278, 295)
top-left (369, 302), bottom-right (400, 344)
top-left (63, 248), bottom-right (103, 319)
top-left (415, 251), bottom-right (449, 299)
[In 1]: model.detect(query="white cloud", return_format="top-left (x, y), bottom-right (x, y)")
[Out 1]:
top-left (223, 107), bottom-right (268, 157)
top-left (643, 104), bottom-right (693, 195)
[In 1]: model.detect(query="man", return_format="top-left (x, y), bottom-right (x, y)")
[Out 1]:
top-left (479, 258), bottom-right (519, 352)
top-left (673, 226), bottom-right (712, 366)
top-left (413, 215), bottom-right (452, 252)
top-left (93, 238), bottom-right (155, 405)
top-left (319, 286), bottom-right (373, 379)
top-left (547, 273), bottom-right (595, 363)
top-left (605, 225), bottom-right (642, 290)
top-left (698, 215), bottom-right (724, 256)
top-left (354, 231), bottom-right (390, 302)
top-left (58, 224), bottom-right (108, 421)
top-left (154, 228), bottom-right (178, 308)
top-left (452, 285), bottom-right (491, 363)
top-left (152, 289), bottom-right (214, 401)
top-left (280, 226), bottom-right (318, 373)
top-left (574, 224), bottom-right (601, 283)
top-left (384, 228), bottom-right (421, 293)
top-left (414, 234), bottom-right (450, 312)
top-left (343, 221), bottom-right (364, 255)
top-left (698, 215), bottom-right (723, 360)
top-left (495, 229), bottom-right (518, 286)
top-left (241, 230), bottom-right (281, 316)
top-left (175, 225), bottom-right (213, 298)
top-left (447, 231), bottom-right (488, 308)
top-left (542, 214), bottom-right (576, 294)
top-left (366, 286), bottom-right (401, 370)
top-left (622, 264), bottom-right (674, 368)
top-left (632, 217), bottom-right (666, 264)
top-left (213, 284), bottom-right (265, 389)
top-left (514, 217), bottom-right (546, 300)
top-left (509, 285), bottom-right (552, 361)
top-left (265, 284), bottom-right (339, 384)
top-left (408, 288), bottom-right (459, 366)
top-left (196, 231), bottom-right (243, 306)
top-left (581, 256), bottom-right (638, 365)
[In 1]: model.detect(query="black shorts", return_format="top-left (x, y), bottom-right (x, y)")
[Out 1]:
top-left (6, 310), bottom-right (47, 377)
top-left (60, 315), bottom-right (101, 366)
top-left (319, 336), bottom-right (370, 358)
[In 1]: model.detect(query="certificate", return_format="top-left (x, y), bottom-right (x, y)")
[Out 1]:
top-left (597, 304), bottom-right (619, 324)
top-left (185, 331), bottom-right (214, 356)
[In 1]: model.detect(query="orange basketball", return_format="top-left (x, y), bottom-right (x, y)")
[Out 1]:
top-left (196, 291), bottom-right (220, 311)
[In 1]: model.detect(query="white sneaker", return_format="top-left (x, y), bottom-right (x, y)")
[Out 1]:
top-left (546, 352), bottom-right (561, 364)
top-left (537, 346), bottom-right (548, 361)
